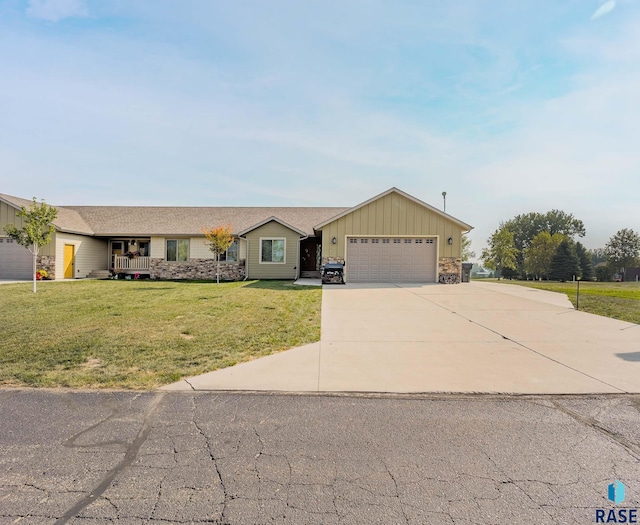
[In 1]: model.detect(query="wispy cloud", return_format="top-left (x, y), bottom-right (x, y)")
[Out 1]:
top-left (591, 0), bottom-right (616, 20)
top-left (26, 0), bottom-right (88, 22)
top-left (2, 1), bottom-right (639, 253)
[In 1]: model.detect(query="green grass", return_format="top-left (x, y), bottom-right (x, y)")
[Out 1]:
top-left (0, 279), bottom-right (322, 389)
top-left (478, 279), bottom-right (640, 324)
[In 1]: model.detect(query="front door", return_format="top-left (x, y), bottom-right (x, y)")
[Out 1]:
top-left (111, 241), bottom-right (124, 270)
top-left (300, 238), bottom-right (318, 272)
top-left (64, 244), bottom-right (75, 279)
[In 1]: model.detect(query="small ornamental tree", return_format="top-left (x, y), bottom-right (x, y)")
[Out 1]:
top-left (202, 224), bottom-right (234, 284)
top-left (3, 198), bottom-right (58, 293)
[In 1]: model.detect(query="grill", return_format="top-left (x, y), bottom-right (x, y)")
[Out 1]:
top-left (322, 263), bottom-right (345, 284)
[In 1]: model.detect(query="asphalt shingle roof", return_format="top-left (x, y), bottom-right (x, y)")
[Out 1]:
top-left (0, 193), bottom-right (94, 235)
top-left (64, 206), bottom-right (350, 236)
top-left (1, 192), bottom-right (348, 236)
top-left (3, 187), bottom-right (473, 237)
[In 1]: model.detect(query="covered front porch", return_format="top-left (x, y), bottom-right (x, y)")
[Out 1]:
top-left (110, 238), bottom-right (151, 275)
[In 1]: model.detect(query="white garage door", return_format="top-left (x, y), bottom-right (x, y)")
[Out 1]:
top-left (0, 237), bottom-right (32, 280)
top-left (346, 237), bottom-right (437, 283)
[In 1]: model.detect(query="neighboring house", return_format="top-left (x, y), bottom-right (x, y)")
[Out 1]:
top-left (0, 188), bottom-right (473, 283)
top-left (624, 267), bottom-right (640, 282)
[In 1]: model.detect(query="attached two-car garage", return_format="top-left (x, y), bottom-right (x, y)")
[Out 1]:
top-left (346, 237), bottom-right (437, 283)
top-left (0, 237), bottom-right (32, 280)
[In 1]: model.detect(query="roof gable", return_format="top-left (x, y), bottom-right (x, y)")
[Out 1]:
top-left (0, 193), bottom-right (94, 235)
top-left (314, 187), bottom-right (473, 231)
top-left (237, 216), bottom-right (308, 237)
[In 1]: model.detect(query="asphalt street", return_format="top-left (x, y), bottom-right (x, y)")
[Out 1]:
top-left (1, 390), bottom-right (639, 524)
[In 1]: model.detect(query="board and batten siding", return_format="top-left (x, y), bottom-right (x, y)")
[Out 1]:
top-left (0, 200), bottom-right (55, 256)
top-left (244, 221), bottom-right (300, 280)
top-left (321, 192), bottom-right (463, 261)
top-left (55, 232), bottom-right (108, 279)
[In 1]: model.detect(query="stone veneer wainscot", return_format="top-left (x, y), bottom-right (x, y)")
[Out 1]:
top-left (438, 257), bottom-right (462, 284)
top-left (37, 255), bottom-right (56, 280)
top-left (150, 258), bottom-right (246, 281)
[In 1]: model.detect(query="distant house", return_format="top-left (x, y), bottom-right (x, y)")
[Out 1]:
top-left (625, 268), bottom-right (640, 282)
top-left (0, 188), bottom-right (473, 283)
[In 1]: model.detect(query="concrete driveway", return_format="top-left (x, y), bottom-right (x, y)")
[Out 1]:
top-left (164, 281), bottom-right (640, 394)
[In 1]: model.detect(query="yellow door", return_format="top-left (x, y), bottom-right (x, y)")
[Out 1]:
top-left (64, 244), bottom-right (75, 279)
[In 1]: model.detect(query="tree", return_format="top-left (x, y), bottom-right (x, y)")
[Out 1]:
top-left (548, 240), bottom-right (580, 282)
top-left (500, 210), bottom-right (586, 277)
top-left (3, 198), bottom-right (58, 293)
top-left (481, 227), bottom-right (518, 279)
top-left (462, 234), bottom-right (475, 261)
top-left (589, 248), bottom-right (607, 267)
top-left (202, 224), bottom-right (234, 284)
top-left (604, 228), bottom-right (640, 281)
top-left (523, 231), bottom-right (565, 280)
top-left (595, 264), bottom-right (613, 282)
top-left (575, 242), bottom-right (594, 281)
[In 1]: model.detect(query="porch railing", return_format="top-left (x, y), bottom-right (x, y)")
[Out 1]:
top-left (114, 255), bottom-right (151, 271)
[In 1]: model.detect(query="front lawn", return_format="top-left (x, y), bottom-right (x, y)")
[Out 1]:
top-left (0, 280), bottom-right (322, 389)
top-left (478, 279), bottom-right (640, 324)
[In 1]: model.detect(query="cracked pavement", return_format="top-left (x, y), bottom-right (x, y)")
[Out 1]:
top-left (1, 391), bottom-right (639, 524)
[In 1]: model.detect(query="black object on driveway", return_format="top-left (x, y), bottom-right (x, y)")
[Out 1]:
top-left (322, 262), bottom-right (345, 284)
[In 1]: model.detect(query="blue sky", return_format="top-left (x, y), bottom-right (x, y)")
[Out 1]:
top-left (1, 0), bottom-right (639, 256)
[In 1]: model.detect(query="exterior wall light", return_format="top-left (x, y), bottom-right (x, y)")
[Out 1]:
top-left (447, 237), bottom-right (453, 245)
top-left (332, 237), bottom-right (337, 244)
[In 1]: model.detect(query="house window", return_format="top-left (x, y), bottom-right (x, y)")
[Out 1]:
top-left (260, 239), bottom-right (285, 263)
top-left (166, 239), bottom-right (189, 262)
top-left (220, 240), bottom-right (238, 262)
top-left (138, 241), bottom-right (149, 256)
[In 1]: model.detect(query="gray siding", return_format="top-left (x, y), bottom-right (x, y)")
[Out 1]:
top-left (245, 221), bottom-right (300, 280)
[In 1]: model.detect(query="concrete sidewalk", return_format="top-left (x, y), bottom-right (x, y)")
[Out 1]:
top-left (163, 282), bottom-right (640, 394)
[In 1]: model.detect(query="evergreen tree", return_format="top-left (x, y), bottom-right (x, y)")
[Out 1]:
top-left (575, 242), bottom-right (594, 281)
top-left (548, 240), bottom-right (580, 282)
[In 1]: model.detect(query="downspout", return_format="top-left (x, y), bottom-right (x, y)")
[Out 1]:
top-left (241, 237), bottom-right (249, 280)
